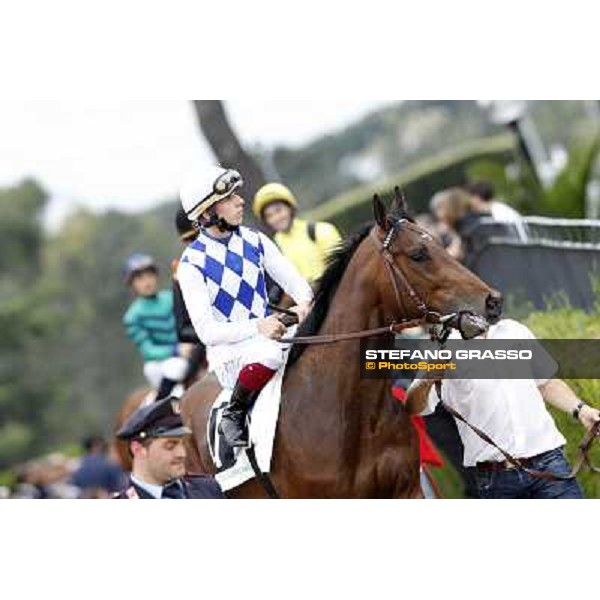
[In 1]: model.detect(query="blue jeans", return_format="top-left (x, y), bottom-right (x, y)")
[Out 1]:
top-left (474, 448), bottom-right (584, 499)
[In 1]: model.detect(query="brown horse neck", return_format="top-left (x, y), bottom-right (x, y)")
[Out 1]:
top-left (288, 240), bottom-right (392, 401)
top-left (319, 241), bottom-right (389, 336)
top-left (277, 241), bottom-right (416, 496)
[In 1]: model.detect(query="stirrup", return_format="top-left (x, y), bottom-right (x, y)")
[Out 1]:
top-left (219, 427), bottom-right (250, 448)
top-left (218, 415), bottom-right (250, 448)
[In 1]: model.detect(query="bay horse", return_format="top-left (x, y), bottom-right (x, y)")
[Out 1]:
top-left (181, 192), bottom-right (502, 497)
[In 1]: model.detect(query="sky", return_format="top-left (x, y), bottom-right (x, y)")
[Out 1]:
top-left (0, 100), bottom-right (388, 228)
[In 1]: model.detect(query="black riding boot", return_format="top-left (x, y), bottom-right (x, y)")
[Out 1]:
top-left (156, 377), bottom-right (177, 401)
top-left (218, 381), bottom-right (260, 448)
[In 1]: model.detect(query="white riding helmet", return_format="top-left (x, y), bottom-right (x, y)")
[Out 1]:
top-left (180, 166), bottom-right (243, 222)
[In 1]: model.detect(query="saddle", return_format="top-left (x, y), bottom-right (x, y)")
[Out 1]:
top-left (207, 361), bottom-right (287, 492)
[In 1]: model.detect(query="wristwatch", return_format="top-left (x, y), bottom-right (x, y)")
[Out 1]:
top-left (572, 401), bottom-right (585, 421)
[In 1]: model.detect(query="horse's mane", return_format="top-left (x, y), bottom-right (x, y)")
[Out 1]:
top-left (287, 222), bottom-right (373, 367)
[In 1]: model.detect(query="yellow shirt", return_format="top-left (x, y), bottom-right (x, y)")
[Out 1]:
top-left (274, 218), bottom-right (342, 284)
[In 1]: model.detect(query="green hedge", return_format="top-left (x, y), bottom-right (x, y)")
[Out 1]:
top-left (302, 133), bottom-right (516, 233)
top-left (524, 307), bottom-right (600, 499)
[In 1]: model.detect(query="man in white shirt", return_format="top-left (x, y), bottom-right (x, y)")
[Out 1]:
top-left (177, 166), bottom-right (313, 448)
top-left (466, 181), bottom-right (522, 223)
top-left (406, 319), bottom-right (600, 499)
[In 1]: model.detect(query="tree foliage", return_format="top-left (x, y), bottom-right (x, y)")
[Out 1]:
top-left (0, 180), bottom-right (182, 467)
top-left (192, 100), bottom-right (266, 211)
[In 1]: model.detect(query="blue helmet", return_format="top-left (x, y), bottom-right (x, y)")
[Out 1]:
top-left (122, 253), bottom-right (158, 284)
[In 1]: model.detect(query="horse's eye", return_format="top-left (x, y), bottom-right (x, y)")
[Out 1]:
top-left (408, 247), bottom-right (429, 262)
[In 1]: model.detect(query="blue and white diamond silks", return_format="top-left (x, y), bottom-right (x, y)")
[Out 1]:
top-left (181, 226), bottom-right (269, 322)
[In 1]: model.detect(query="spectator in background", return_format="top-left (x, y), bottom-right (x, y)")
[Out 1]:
top-left (11, 462), bottom-right (48, 499)
top-left (415, 212), bottom-right (459, 252)
top-left (430, 187), bottom-right (483, 263)
top-left (122, 253), bottom-right (192, 401)
top-left (13, 454), bottom-right (79, 499)
top-left (465, 180), bottom-right (522, 223)
top-left (71, 436), bottom-right (125, 498)
top-left (253, 183), bottom-right (342, 287)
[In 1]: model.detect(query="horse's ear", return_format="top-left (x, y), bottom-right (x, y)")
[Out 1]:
top-left (373, 194), bottom-right (388, 230)
top-left (392, 186), bottom-right (408, 214)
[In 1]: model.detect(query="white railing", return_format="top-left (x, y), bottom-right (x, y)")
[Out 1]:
top-left (477, 216), bottom-right (600, 248)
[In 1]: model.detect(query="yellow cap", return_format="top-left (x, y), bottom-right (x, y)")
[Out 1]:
top-left (253, 182), bottom-right (298, 219)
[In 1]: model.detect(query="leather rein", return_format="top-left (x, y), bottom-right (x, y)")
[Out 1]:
top-left (440, 393), bottom-right (600, 481)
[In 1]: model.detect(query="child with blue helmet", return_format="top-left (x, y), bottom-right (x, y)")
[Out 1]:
top-left (122, 253), bottom-right (191, 400)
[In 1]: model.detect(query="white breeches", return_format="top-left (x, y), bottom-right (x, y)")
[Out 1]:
top-left (210, 336), bottom-right (288, 390)
top-left (143, 357), bottom-right (188, 389)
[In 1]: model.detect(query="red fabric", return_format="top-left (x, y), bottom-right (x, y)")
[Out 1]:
top-left (391, 385), bottom-right (444, 468)
top-left (238, 363), bottom-right (276, 391)
top-left (392, 387), bottom-right (407, 403)
top-left (411, 415), bottom-right (444, 468)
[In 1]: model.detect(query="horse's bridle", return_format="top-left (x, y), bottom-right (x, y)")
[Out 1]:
top-left (372, 219), bottom-right (495, 343)
top-left (370, 219), bottom-right (442, 325)
top-left (278, 220), bottom-right (483, 345)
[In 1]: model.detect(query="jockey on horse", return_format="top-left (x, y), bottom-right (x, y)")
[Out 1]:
top-left (177, 166), bottom-right (313, 448)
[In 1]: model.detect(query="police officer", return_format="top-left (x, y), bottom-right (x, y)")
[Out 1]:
top-left (115, 396), bottom-right (224, 499)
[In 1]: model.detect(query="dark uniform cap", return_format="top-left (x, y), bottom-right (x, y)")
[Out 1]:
top-left (116, 396), bottom-right (192, 440)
